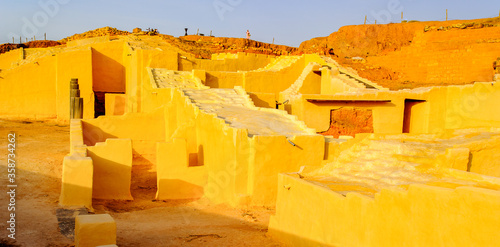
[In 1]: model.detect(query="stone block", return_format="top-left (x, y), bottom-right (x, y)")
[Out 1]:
top-left (59, 155), bottom-right (93, 209)
top-left (75, 214), bottom-right (116, 247)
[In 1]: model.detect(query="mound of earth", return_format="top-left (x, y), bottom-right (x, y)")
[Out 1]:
top-left (2, 26), bottom-right (296, 60)
top-left (298, 17), bottom-right (500, 89)
top-left (59, 26), bottom-right (130, 43)
top-left (0, 41), bottom-right (62, 55)
top-left (162, 35), bottom-right (298, 59)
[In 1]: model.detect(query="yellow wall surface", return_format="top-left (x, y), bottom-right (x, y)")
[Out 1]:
top-left (205, 71), bottom-right (244, 88)
top-left (293, 81), bottom-right (500, 134)
top-left (105, 93), bottom-right (126, 116)
top-left (244, 59), bottom-right (304, 94)
top-left (295, 94), bottom-right (402, 133)
top-left (156, 139), bottom-right (206, 200)
top-left (249, 135), bottom-right (325, 205)
top-left (0, 55), bottom-right (57, 118)
top-left (59, 154), bottom-right (93, 209)
top-left (444, 82), bottom-right (500, 130)
top-left (248, 92), bottom-right (276, 108)
top-left (196, 112), bottom-right (247, 205)
top-left (130, 48), bottom-right (179, 114)
top-left (123, 45), bottom-right (139, 114)
top-left (82, 109), bottom-right (165, 161)
top-left (0, 48), bottom-right (23, 71)
top-left (91, 41), bottom-right (126, 93)
top-left (179, 52), bottom-right (272, 72)
top-left (56, 49), bottom-right (95, 121)
top-left (269, 173), bottom-right (500, 247)
top-left (82, 110), bottom-right (165, 144)
top-left (0, 40), bottom-right (130, 122)
top-left (87, 138), bottom-right (133, 200)
top-left (298, 70), bottom-right (322, 94)
top-left (155, 86), bottom-right (324, 206)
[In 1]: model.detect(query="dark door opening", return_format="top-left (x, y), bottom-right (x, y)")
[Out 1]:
top-left (403, 99), bottom-right (426, 133)
top-left (94, 92), bottom-right (106, 118)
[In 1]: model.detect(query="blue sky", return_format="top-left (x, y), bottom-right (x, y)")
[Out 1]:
top-left (1, 0), bottom-right (499, 47)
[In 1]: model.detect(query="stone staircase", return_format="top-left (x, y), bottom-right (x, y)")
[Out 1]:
top-left (321, 56), bottom-right (389, 91)
top-left (254, 55), bottom-right (301, 72)
top-left (281, 62), bottom-right (319, 101)
top-left (150, 69), bottom-right (205, 89)
top-left (150, 68), bottom-right (316, 137)
top-left (182, 87), bottom-right (315, 137)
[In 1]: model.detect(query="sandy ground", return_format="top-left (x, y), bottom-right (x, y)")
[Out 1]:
top-left (0, 119), bottom-right (284, 247)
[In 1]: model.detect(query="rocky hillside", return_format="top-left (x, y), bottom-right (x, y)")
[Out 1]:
top-left (0, 41), bottom-right (62, 55)
top-left (298, 17), bottom-right (500, 89)
top-left (162, 35), bottom-right (298, 59)
top-left (296, 19), bottom-right (486, 57)
top-left (59, 26), bottom-right (130, 43)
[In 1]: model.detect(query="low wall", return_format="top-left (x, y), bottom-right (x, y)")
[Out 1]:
top-left (63, 120), bottom-right (133, 207)
top-left (269, 173), bottom-right (500, 247)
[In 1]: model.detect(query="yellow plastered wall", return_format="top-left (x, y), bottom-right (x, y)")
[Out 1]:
top-left (293, 82), bottom-right (500, 135)
top-left (403, 99), bottom-right (429, 133)
top-left (444, 82), bottom-right (500, 129)
top-left (159, 87), bottom-right (325, 206)
top-left (0, 55), bottom-right (57, 118)
top-left (179, 52), bottom-right (272, 72)
top-left (298, 69), bottom-right (322, 94)
top-left (163, 89), bottom-right (201, 165)
top-left (82, 109), bottom-right (165, 161)
top-left (295, 95), bottom-right (403, 133)
top-left (244, 56), bottom-right (306, 94)
top-left (69, 119), bottom-right (85, 154)
top-left (87, 138), bottom-right (133, 200)
top-left (91, 41), bottom-right (126, 93)
top-left (196, 112), bottom-right (250, 205)
top-left (0, 41), bottom-right (126, 122)
top-left (104, 93), bottom-right (126, 116)
top-left (156, 139), bottom-right (206, 200)
top-left (59, 154), bottom-right (93, 209)
top-left (130, 48), bottom-right (179, 113)
top-left (0, 48), bottom-right (23, 70)
top-left (248, 92), bottom-right (276, 108)
top-left (249, 135), bottom-right (324, 205)
top-left (159, 88), bottom-right (245, 204)
top-left (205, 71), bottom-right (244, 88)
top-left (269, 173), bottom-right (500, 247)
top-left (56, 48), bottom-right (94, 121)
top-left (124, 45), bottom-right (139, 113)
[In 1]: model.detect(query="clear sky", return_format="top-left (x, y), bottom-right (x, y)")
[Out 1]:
top-left (1, 0), bottom-right (499, 47)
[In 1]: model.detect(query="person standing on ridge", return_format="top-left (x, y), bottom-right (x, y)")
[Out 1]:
top-left (246, 30), bottom-right (251, 39)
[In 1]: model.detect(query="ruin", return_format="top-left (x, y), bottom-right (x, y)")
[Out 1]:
top-left (1, 19), bottom-right (500, 246)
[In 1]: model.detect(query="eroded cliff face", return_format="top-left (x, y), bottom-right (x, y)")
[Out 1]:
top-left (0, 40), bottom-right (62, 55)
top-left (297, 17), bottom-right (500, 90)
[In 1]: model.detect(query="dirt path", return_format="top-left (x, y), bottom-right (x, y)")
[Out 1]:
top-left (0, 119), bottom-right (284, 246)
